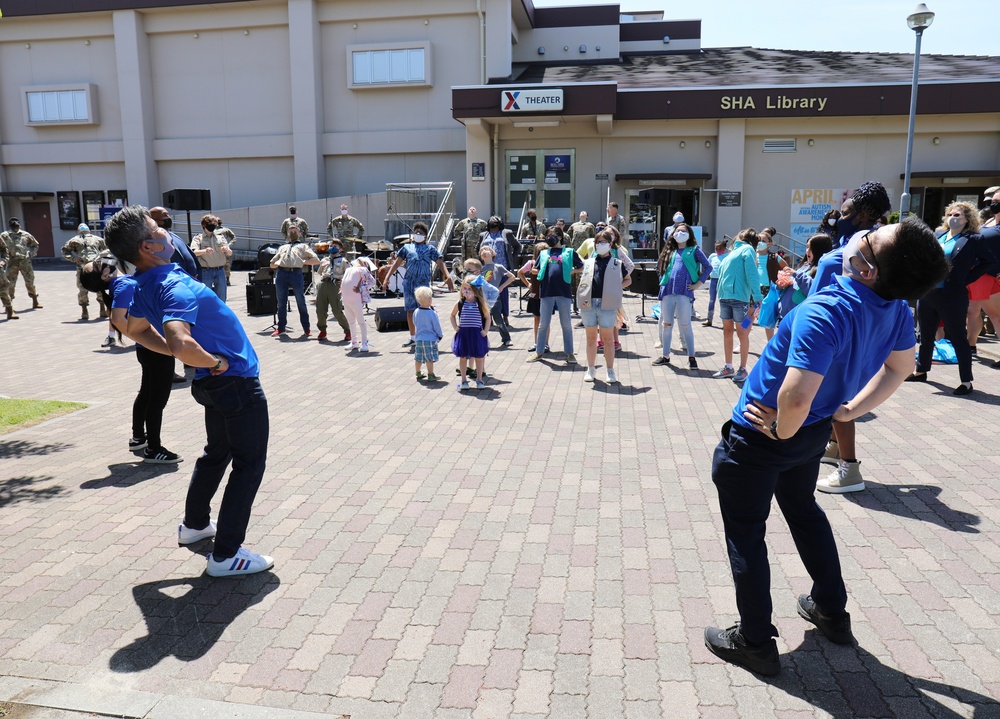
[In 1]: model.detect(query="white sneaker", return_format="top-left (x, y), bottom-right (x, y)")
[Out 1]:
top-left (606, 367), bottom-right (618, 384)
top-left (654, 339), bottom-right (662, 349)
top-left (817, 461), bottom-right (865, 494)
top-left (360, 342), bottom-right (370, 352)
top-left (584, 367), bottom-right (596, 382)
top-left (178, 520), bottom-right (216, 545)
top-left (206, 547), bottom-right (274, 577)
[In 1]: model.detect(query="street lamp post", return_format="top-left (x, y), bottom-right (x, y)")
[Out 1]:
top-left (900, 3), bottom-right (935, 217)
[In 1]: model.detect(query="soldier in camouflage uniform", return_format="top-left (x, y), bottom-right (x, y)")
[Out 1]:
top-left (518, 209), bottom-right (547, 240)
top-left (327, 204), bottom-right (365, 254)
top-left (0, 237), bottom-right (17, 319)
top-left (453, 207), bottom-right (488, 262)
top-left (606, 202), bottom-right (628, 240)
top-left (62, 223), bottom-right (108, 320)
top-left (568, 211), bottom-right (596, 251)
top-left (279, 205), bottom-right (309, 241)
top-left (2, 218), bottom-right (42, 309)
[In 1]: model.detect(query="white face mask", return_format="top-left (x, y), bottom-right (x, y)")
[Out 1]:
top-left (827, 217), bottom-right (837, 227)
top-left (842, 230), bottom-right (877, 280)
top-left (413, 234), bottom-right (427, 243)
top-left (672, 213), bottom-right (684, 224)
top-left (341, 209), bottom-right (348, 215)
top-left (596, 242), bottom-right (611, 256)
top-left (673, 230), bottom-right (690, 243)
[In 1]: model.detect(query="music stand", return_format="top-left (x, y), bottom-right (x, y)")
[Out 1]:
top-left (633, 263), bottom-right (659, 323)
top-left (254, 246), bottom-right (293, 333)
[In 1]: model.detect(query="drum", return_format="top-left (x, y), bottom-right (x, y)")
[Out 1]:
top-left (256, 242), bottom-right (282, 269)
top-left (313, 241), bottom-right (330, 255)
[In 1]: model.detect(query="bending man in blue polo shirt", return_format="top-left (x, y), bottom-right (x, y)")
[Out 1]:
top-left (104, 204), bottom-right (273, 579)
top-left (704, 217), bottom-right (947, 676)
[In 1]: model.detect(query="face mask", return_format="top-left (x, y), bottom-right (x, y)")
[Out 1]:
top-left (546, 236), bottom-right (560, 247)
top-left (488, 226), bottom-right (500, 233)
top-left (673, 230), bottom-right (690, 243)
top-left (841, 230), bottom-right (877, 281)
top-left (596, 242), bottom-right (611, 256)
top-left (836, 213), bottom-right (862, 240)
top-left (672, 213), bottom-right (684, 224)
top-left (204, 224), bottom-right (217, 233)
top-left (947, 215), bottom-right (965, 231)
top-left (827, 217), bottom-right (837, 227)
top-left (413, 234), bottom-right (427, 243)
top-left (341, 210), bottom-right (348, 215)
top-left (99, 257), bottom-right (118, 273)
top-left (991, 201), bottom-right (1000, 215)
top-left (148, 233), bottom-right (174, 261)
top-left (329, 246), bottom-right (340, 255)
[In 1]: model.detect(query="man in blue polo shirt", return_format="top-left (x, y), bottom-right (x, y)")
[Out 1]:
top-left (703, 217), bottom-right (947, 676)
top-left (104, 204), bottom-right (273, 579)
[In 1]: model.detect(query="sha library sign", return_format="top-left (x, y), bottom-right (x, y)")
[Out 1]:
top-left (721, 95), bottom-right (829, 112)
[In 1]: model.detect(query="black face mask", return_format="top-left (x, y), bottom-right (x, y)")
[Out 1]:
top-left (161, 217), bottom-right (173, 230)
top-left (546, 236), bottom-right (560, 247)
top-left (991, 201), bottom-right (1000, 215)
top-left (836, 213), bottom-right (862, 240)
top-left (204, 224), bottom-right (217, 233)
top-left (488, 225), bottom-right (500, 232)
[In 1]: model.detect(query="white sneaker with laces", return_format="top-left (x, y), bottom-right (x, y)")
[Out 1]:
top-left (816, 460), bottom-right (865, 494)
top-left (360, 342), bottom-right (370, 352)
top-left (584, 367), bottom-right (596, 382)
top-left (179, 520), bottom-right (217, 545)
top-left (206, 547), bottom-right (274, 577)
top-left (821, 441), bottom-right (840, 466)
top-left (606, 367), bottom-right (618, 384)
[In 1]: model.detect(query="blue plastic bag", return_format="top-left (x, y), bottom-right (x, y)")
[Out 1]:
top-left (756, 283), bottom-right (779, 329)
top-left (928, 339), bottom-right (958, 364)
top-left (652, 303), bottom-right (660, 320)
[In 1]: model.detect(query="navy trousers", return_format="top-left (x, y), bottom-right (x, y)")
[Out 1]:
top-left (711, 417), bottom-right (846, 644)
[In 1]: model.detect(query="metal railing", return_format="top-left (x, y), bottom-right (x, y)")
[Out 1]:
top-left (383, 182), bottom-right (455, 252)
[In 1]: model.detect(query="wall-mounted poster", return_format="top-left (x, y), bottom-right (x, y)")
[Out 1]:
top-left (57, 191), bottom-right (81, 230)
top-left (107, 190), bottom-right (128, 207)
top-left (82, 191), bottom-right (105, 227)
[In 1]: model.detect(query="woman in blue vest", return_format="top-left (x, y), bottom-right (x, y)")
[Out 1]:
top-left (526, 226), bottom-right (583, 365)
top-left (577, 229), bottom-right (632, 383)
top-left (652, 223), bottom-right (712, 369)
top-left (906, 202), bottom-right (995, 395)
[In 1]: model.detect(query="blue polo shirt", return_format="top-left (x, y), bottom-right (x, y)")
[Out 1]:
top-left (129, 263), bottom-right (259, 379)
top-left (732, 275), bottom-right (915, 430)
top-left (109, 274), bottom-right (137, 311)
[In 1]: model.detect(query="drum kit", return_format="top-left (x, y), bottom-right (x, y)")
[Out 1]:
top-left (308, 235), bottom-right (408, 297)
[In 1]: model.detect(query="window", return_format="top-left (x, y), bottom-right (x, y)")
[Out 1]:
top-left (22, 84), bottom-right (98, 126)
top-left (348, 44), bottom-right (430, 88)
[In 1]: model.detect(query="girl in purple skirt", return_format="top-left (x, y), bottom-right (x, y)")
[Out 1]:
top-left (450, 277), bottom-right (491, 390)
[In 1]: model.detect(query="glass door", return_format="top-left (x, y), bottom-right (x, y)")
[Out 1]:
top-left (506, 149), bottom-right (575, 228)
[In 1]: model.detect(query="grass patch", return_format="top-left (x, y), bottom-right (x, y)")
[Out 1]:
top-left (0, 398), bottom-right (88, 434)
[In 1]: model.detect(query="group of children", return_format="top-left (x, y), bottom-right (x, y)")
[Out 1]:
top-left (412, 245), bottom-right (515, 391)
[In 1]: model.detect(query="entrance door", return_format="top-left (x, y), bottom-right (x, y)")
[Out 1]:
top-left (22, 202), bottom-right (54, 258)
top-left (506, 149), bottom-right (575, 229)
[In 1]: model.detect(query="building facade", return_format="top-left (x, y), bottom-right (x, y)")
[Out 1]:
top-left (1, 0), bottom-right (998, 256)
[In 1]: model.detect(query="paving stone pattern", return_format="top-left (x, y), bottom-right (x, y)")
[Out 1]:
top-left (1, 266), bottom-right (999, 717)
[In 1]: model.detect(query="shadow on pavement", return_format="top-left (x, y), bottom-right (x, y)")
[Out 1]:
top-left (0, 439), bottom-right (72, 459)
top-left (923, 380), bottom-right (999, 406)
top-left (848, 482), bottom-right (980, 534)
top-left (593, 384), bottom-right (652, 396)
top-left (0, 476), bottom-right (65, 508)
top-left (80, 461), bottom-right (182, 489)
top-left (109, 572), bottom-right (279, 673)
top-left (768, 641), bottom-right (1000, 718)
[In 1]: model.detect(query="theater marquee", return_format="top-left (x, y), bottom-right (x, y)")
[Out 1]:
top-left (501, 89), bottom-right (564, 113)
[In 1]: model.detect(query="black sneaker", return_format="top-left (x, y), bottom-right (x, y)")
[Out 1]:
top-left (688, 357), bottom-right (698, 370)
top-left (128, 437), bottom-right (147, 452)
top-left (797, 595), bottom-right (854, 645)
top-left (651, 356), bottom-right (670, 366)
top-left (704, 624), bottom-right (780, 676)
top-left (143, 448), bottom-right (182, 464)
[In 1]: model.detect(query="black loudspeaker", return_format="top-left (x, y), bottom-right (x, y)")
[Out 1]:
top-left (631, 248), bottom-right (658, 261)
top-left (631, 265), bottom-right (661, 297)
top-left (163, 188), bottom-right (212, 211)
top-left (246, 283), bottom-right (277, 315)
top-left (375, 306), bottom-right (409, 332)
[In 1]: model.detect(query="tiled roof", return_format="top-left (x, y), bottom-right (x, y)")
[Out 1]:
top-left (514, 47), bottom-right (1000, 88)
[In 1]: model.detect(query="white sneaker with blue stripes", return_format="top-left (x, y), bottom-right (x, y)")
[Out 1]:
top-left (206, 547), bottom-right (274, 577)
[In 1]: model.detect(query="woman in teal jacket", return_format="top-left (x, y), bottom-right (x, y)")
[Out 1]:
top-left (713, 228), bottom-right (763, 383)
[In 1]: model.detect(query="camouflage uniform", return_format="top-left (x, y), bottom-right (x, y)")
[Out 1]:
top-left (328, 214), bottom-right (365, 254)
top-left (0, 241), bottom-right (16, 319)
top-left (62, 232), bottom-right (108, 318)
top-left (519, 219), bottom-right (547, 241)
top-left (280, 216), bottom-right (309, 241)
top-left (568, 220), bottom-right (595, 251)
top-left (2, 229), bottom-right (42, 307)
top-left (217, 226), bottom-right (236, 285)
top-left (607, 213), bottom-right (628, 240)
top-left (453, 217), bottom-right (487, 261)
top-left (315, 253), bottom-right (351, 338)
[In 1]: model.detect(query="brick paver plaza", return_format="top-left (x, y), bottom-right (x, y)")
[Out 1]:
top-left (2, 265), bottom-right (1000, 718)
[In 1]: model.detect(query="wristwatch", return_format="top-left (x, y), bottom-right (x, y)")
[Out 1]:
top-left (768, 419), bottom-right (783, 441)
top-left (210, 355), bottom-right (223, 372)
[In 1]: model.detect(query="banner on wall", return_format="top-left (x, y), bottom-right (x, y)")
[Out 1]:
top-left (788, 188), bottom-right (851, 245)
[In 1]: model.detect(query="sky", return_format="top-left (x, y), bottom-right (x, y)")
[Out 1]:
top-left (534, 0), bottom-right (995, 56)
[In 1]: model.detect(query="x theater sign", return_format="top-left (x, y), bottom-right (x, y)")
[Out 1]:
top-left (500, 89), bottom-right (564, 113)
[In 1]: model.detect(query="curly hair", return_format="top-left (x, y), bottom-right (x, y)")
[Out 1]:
top-left (850, 181), bottom-right (891, 222)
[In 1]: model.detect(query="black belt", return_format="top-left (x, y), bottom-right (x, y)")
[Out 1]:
top-left (276, 267), bottom-right (303, 272)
